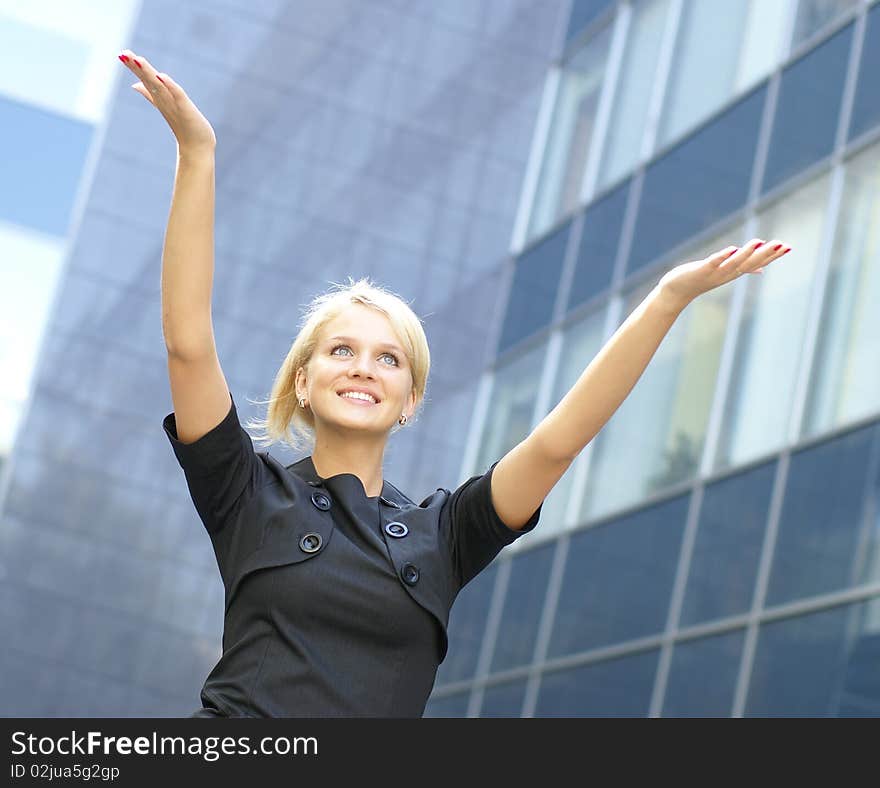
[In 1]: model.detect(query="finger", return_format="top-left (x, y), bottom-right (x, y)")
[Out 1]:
top-left (708, 245), bottom-right (739, 266)
top-left (719, 238), bottom-right (764, 272)
top-left (734, 240), bottom-right (791, 276)
top-left (120, 49), bottom-right (167, 98)
top-left (130, 82), bottom-right (156, 106)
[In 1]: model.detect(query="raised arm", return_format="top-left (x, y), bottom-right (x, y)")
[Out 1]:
top-left (119, 49), bottom-right (231, 444)
top-left (489, 238), bottom-right (792, 531)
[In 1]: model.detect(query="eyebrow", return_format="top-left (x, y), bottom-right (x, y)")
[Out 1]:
top-left (326, 335), bottom-right (405, 354)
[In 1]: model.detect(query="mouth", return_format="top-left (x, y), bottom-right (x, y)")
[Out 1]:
top-left (337, 392), bottom-right (379, 406)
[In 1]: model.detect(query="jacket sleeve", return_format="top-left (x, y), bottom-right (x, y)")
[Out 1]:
top-left (162, 390), bottom-right (265, 535)
top-left (440, 459), bottom-right (542, 591)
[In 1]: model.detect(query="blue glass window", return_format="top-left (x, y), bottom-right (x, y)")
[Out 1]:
top-left (0, 96), bottom-right (92, 236)
top-left (762, 24), bottom-right (853, 193)
top-left (434, 562), bottom-right (498, 685)
top-left (498, 219), bottom-right (570, 354)
top-left (746, 598), bottom-right (880, 716)
top-left (848, 3), bottom-right (880, 141)
top-left (662, 630), bottom-right (745, 717)
top-left (565, 0), bottom-right (615, 47)
top-left (479, 679), bottom-right (528, 717)
top-left (629, 85), bottom-right (766, 274)
top-left (680, 462), bottom-right (776, 626)
top-left (548, 494), bottom-right (689, 657)
top-left (765, 425), bottom-right (877, 607)
top-left (566, 180), bottom-right (629, 313)
top-left (535, 650), bottom-right (659, 717)
top-left (423, 691), bottom-right (470, 718)
top-left (490, 542), bottom-right (556, 672)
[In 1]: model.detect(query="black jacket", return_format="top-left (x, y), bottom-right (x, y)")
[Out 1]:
top-left (163, 392), bottom-right (541, 717)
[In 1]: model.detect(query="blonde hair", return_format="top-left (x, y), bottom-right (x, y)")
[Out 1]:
top-left (244, 276), bottom-right (431, 453)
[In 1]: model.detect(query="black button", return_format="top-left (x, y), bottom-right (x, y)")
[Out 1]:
top-left (299, 533), bottom-right (322, 553)
top-left (310, 491), bottom-right (331, 511)
top-left (384, 521), bottom-right (408, 538)
top-left (401, 563), bottom-right (419, 586)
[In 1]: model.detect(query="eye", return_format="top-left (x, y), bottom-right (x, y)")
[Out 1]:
top-left (330, 344), bottom-right (399, 366)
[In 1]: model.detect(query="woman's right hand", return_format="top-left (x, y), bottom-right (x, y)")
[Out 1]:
top-left (118, 49), bottom-right (217, 155)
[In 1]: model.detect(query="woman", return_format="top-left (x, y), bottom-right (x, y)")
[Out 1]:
top-left (119, 50), bottom-right (791, 717)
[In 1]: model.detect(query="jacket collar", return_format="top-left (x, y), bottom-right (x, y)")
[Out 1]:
top-left (285, 455), bottom-right (411, 509)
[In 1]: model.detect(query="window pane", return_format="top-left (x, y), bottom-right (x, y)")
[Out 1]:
top-left (535, 650), bottom-right (659, 717)
top-left (716, 174), bottom-right (831, 471)
top-left (565, 0), bottom-right (616, 46)
top-left (581, 227), bottom-right (741, 522)
top-left (523, 307), bottom-right (606, 545)
top-left (499, 220), bottom-right (570, 354)
top-left (630, 85), bottom-right (766, 274)
top-left (0, 95), bottom-right (92, 236)
top-left (791, 0), bottom-right (858, 47)
top-left (479, 679), bottom-right (528, 717)
top-left (549, 495), bottom-right (689, 657)
top-left (528, 27), bottom-right (613, 242)
top-left (660, 0), bottom-right (787, 148)
top-left (566, 179), bottom-right (629, 313)
top-left (424, 691), bottom-right (471, 717)
top-left (848, 3), bottom-right (880, 141)
top-left (746, 597), bottom-right (880, 717)
top-left (662, 629), bottom-right (745, 717)
top-left (597, 0), bottom-right (672, 190)
top-left (680, 461), bottom-right (776, 627)
top-left (490, 542), bottom-right (555, 672)
top-left (434, 562), bottom-right (498, 686)
top-left (475, 340), bottom-right (547, 473)
top-left (766, 425), bottom-right (878, 607)
top-left (804, 146), bottom-right (880, 438)
top-left (762, 24), bottom-right (852, 193)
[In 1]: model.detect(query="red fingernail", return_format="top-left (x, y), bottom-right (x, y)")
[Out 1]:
top-left (773, 244), bottom-right (782, 251)
top-left (118, 54), bottom-right (129, 63)
top-left (156, 75), bottom-right (165, 84)
top-left (133, 59), bottom-right (142, 68)
top-left (754, 242), bottom-right (764, 249)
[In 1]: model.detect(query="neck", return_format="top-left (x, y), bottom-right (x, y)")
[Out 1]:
top-left (310, 431), bottom-right (386, 498)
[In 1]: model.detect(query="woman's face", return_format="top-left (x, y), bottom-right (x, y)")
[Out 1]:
top-left (296, 303), bottom-right (416, 437)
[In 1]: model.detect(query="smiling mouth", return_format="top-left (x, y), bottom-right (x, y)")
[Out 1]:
top-left (338, 393), bottom-right (378, 405)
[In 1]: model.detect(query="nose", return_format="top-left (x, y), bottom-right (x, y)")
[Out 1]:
top-left (348, 353), bottom-right (378, 378)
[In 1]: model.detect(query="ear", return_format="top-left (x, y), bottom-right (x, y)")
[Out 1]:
top-left (294, 366), bottom-right (306, 399)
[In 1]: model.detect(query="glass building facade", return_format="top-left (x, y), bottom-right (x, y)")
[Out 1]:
top-left (2, 0), bottom-right (879, 718)
top-left (428, 0), bottom-right (880, 717)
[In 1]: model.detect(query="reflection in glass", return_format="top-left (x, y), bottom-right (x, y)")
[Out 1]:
top-left (716, 174), bottom-right (830, 471)
top-left (549, 495), bottom-right (688, 657)
top-left (490, 543), bottom-right (555, 672)
top-left (804, 143), bottom-right (880, 438)
top-left (582, 229), bottom-right (740, 521)
top-left (434, 563), bottom-right (498, 686)
top-left (746, 597), bottom-right (880, 716)
top-left (659, 0), bottom-right (787, 149)
top-left (662, 629), bottom-right (745, 717)
top-left (527, 25), bottom-right (612, 242)
top-left (681, 461), bottom-right (775, 626)
top-left (597, 0), bottom-right (672, 190)
top-left (479, 679), bottom-right (527, 717)
top-left (535, 650), bottom-right (659, 717)
top-left (474, 341), bottom-right (546, 474)
top-left (766, 426), bottom-right (878, 606)
top-left (791, 0), bottom-right (858, 47)
top-left (762, 24), bottom-right (852, 193)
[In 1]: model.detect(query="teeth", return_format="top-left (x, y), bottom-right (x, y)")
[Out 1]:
top-left (340, 392), bottom-right (376, 403)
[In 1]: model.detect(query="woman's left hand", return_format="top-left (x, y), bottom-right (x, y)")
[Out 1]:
top-left (657, 238), bottom-right (792, 312)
